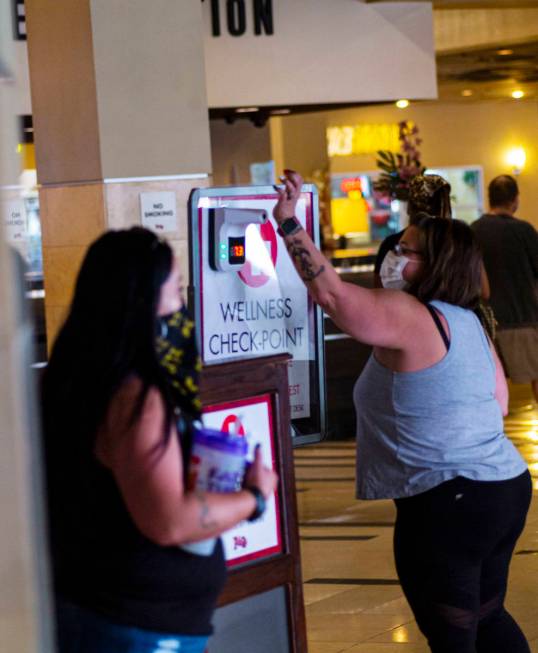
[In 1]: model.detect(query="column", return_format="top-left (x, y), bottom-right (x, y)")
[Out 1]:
top-left (0, 1), bottom-right (53, 650)
top-left (25, 0), bottom-right (212, 344)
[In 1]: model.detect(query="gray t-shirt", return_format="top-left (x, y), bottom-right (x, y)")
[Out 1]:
top-left (354, 301), bottom-right (527, 500)
top-left (472, 213), bottom-right (538, 327)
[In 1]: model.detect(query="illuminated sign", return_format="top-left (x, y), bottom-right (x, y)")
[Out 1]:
top-left (327, 123), bottom-right (401, 157)
top-left (230, 244), bottom-right (244, 258)
top-left (229, 238), bottom-right (246, 264)
top-left (340, 177), bottom-right (363, 194)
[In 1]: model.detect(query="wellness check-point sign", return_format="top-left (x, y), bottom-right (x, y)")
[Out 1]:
top-left (188, 184), bottom-right (326, 446)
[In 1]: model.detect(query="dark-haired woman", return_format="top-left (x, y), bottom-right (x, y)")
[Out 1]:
top-left (374, 174), bottom-right (493, 336)
top-left (42, 227), bottom-right (277, 653)
top-left (374, 173), bottom-right (452, 289)
top-left (274, 171), bottom-right (530, 653)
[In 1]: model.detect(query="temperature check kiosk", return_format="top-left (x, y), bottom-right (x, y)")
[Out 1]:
top-left (188, 184), bottom-right (326, 652)
top-left (189, 184), bottom-right (326, 446)
top-left (208, 207), bottom-right (268, 272)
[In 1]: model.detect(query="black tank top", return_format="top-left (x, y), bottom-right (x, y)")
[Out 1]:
top-left (45, 422), bottom-right (226, 635)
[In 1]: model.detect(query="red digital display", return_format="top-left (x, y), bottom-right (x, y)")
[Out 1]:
top-left (230, 245), bottom-right (244, 257)
top-left (228, 236), bottom-right (246, 264)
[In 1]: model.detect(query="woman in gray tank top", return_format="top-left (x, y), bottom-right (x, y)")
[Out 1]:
top-left (274, 170), bottom-right (531, 653)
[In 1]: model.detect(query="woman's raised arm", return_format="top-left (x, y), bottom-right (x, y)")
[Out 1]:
top-left (274, 170), bottom-right (419, 350)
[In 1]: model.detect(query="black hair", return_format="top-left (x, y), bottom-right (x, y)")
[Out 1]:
top-left (488, 175), bottom-right (519, 208)
top-left (408, 215), bottom-right (482, 309)
top-left (42, 227), bottom-right (175, 453)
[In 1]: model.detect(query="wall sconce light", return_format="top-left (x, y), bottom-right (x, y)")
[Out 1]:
top-left (506, 146), bottom-right (526, 175)
top-left (395, 99), bottom-right (409, 109)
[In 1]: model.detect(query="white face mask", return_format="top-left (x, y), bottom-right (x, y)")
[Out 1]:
top-left (380, 249), bottom-right (410, 290)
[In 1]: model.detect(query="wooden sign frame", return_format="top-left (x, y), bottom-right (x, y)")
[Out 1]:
top-left (200, 354), bottom-right (307, 653)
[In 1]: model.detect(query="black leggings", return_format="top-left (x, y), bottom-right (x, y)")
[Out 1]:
top-left (394, 471), bottom-right (532, 653)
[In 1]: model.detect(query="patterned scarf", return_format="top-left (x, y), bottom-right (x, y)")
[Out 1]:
top-left (155, 306), bottom-right (202, 421)
top-left (408, 174), bottom-right (451, 214)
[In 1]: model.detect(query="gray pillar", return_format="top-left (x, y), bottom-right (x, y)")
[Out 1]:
top-left (0, 3), bottom-right (54, 652)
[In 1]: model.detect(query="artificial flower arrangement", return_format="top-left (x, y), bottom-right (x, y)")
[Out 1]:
top-left (374, 121), bottom-right (425, 200)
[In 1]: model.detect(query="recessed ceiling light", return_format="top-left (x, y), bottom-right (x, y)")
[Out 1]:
top-left (512, 90), bottom-right (525, 99)
top-left (497, 49), bottom-right (514, 56)
top-left (271, 108), bottom-right (291, 115)
top-left (235, 107), bottom-right (259, 113)
top-left (396, 99), bottom-right (409, 109)
top-left (461, 89), bottom-right (473, 97)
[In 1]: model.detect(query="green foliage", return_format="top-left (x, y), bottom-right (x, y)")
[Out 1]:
top-left (373, 121), bottom-right (426, 201)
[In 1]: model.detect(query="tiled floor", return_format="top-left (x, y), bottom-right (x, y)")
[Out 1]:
top-left (296, 383), bottom-right (538, 652)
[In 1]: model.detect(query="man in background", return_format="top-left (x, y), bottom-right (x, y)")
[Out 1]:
top-left (472, 175), bottom-right (538, 404)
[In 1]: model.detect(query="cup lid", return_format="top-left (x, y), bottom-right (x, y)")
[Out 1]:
top-left (193, 426), bottom-right (248, 455)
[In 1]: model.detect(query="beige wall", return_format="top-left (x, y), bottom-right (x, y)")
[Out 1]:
top-left (27, 0), bottom-right (212, 184)
top-left (26, 0), bottom-right (103, 185)
top-left (210, 119), bottom-right (271, 186)
top-left (273, 99), bottom-right (538, 229)
top-left (270, 112), bottom-right (329, 180)
top-left (91, 0), bottom-right (211, 179)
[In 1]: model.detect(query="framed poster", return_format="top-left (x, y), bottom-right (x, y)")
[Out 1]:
top-left (203, 394), bottom-right (282, 566)
top-left (189, 185), bottom-right (326, 445)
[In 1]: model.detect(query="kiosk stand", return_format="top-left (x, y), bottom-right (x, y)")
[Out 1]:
top-left (189, 184), bottom-right (324, 651)
top-left (189, 184), bottom-right (326, 446)
top-left (200, 355), bottom-right (306, 653)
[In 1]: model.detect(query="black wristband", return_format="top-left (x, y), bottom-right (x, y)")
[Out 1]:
top-left (244, 486), bottom-right (266, 522)
top-left (277, 216), bottom-right (302, 238)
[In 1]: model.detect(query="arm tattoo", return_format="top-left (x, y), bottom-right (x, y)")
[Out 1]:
top-left (286, 238), bottom-right (326, 282)
top-left (195, 491), bottom-right (218, 530)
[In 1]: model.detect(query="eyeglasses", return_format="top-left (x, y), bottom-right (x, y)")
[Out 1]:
top-left (393, 242), bottom-right (423, 259)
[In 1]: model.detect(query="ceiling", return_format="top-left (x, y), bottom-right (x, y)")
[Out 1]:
top-left (437, 40), bottom-right (538, 101)
top-left (365, 1), bottom-right (538, 7)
